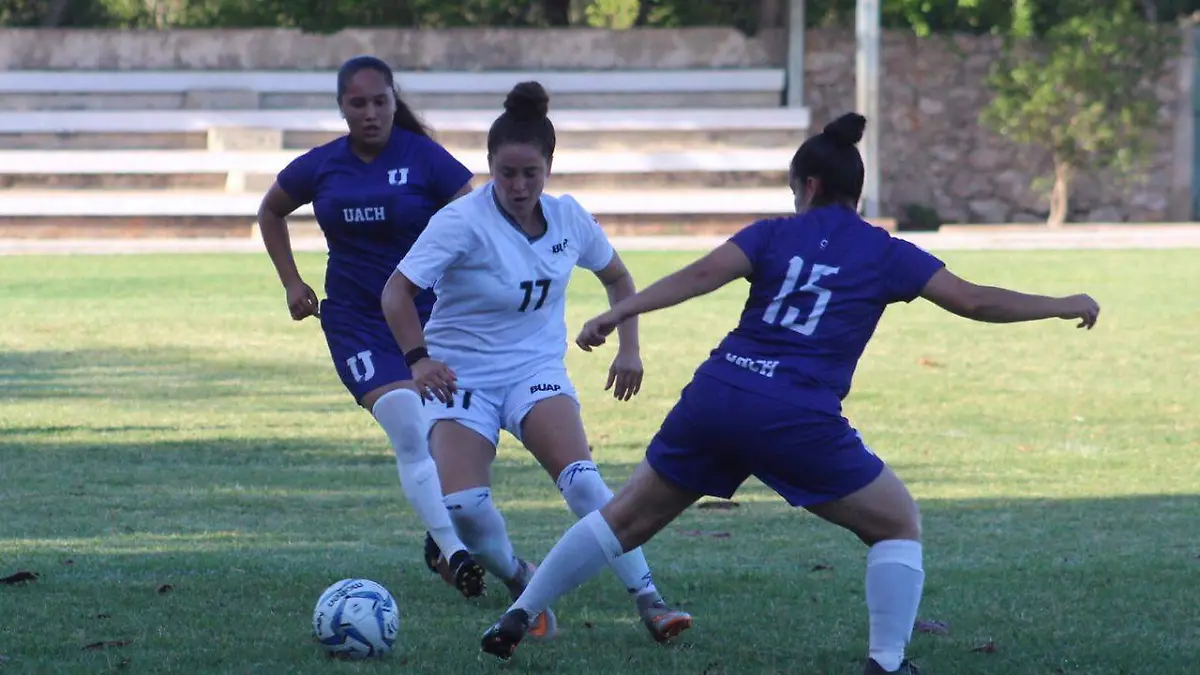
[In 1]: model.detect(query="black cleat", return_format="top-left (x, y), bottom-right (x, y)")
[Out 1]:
top-left (481, 609), bottom-right (532, 660)
top-left (863, 658), bottom-right (922, 675)
top-left (448, 549), bottom-right (486, 599)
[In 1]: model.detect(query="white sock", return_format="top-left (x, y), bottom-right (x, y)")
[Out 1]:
top-left (511, 510), bottom-right (624, 615)
top-left (372, 389), bottom-right (465, 557)
top-left (865, 539), bottom-right (924, 671)
top-left (444, 487), bottom-right (520, 581)
top-left (557, 461), bottom-right (658, 597)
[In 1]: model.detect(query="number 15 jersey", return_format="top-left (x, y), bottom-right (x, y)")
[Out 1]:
top-left (696, 205), bottom-right (945, 416)
top-left (397, 182), bottom-right (615, 389)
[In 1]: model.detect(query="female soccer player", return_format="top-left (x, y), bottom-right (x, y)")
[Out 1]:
top-left (480, 113), bottom-right (1101, 673)
top-left (257, 55), bottom-right (486, 598)
top-left (380, 81), bottom-right (692, 644)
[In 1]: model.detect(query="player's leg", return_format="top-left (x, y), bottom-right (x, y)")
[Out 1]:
top-left (321, 306), bottom-right (478, 592)
top-left (481, 458), bottom-right (701, 660)
top-left (806, 466), bottom-right (923, 675)
top-left (426, 390), bottom-right (551, 635)
top-left (753, 418), bottom-right (922, 675)
top-left (504, 372), bottom-right (690, 641)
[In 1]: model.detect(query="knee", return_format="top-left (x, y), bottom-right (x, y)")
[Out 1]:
top-left (372, 388), bottom-right (428, 464)
top-left (858, 504), bottom-right (922, 546)
top-left (556, 460), bottom-right (615, 518)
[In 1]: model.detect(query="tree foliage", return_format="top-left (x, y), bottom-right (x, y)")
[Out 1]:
top-left (3, 0), bottom-right (1200, 31)
top-left (981, 1), bottom-right (1175, 225)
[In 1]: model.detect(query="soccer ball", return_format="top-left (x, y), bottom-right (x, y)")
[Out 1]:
top-left (311, 578), bottom-right (400, 659)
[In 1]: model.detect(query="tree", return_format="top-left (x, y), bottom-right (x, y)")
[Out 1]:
top-left (982, 3), bottom-right (1175, 225)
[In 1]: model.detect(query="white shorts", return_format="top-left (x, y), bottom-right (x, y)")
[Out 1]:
top-left (425, 367), bottom-right (579, 446)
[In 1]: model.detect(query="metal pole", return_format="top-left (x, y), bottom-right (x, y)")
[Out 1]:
top-left (785, 0), bottom-right (805, 108)
top-left (855, 0), bottom-right (880, 218)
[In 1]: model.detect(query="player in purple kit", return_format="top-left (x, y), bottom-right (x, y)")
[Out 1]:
top-left (480, 113), bottom-right (1101, 673)
top-left (256, 55), bottom-right (486, 598)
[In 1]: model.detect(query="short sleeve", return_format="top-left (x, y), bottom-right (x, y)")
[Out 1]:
top-left (396, 207), bottom-right (475, 289)
top-left (728, 218), bottom-right (775, 269)
top-left (418, 137), bottom-right (474, 206)
top-left (568, 198), bottom-right (615, 271)
top-left (879, 236), bottom-right (946, 303)
top-left (275, 148), bottom-right (322, 206)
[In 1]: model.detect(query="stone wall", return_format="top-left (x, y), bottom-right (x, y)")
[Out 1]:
top-left (802, 29), bottom-right (1192, 223)
top-left (0, 26), bottom-right (1191, 223)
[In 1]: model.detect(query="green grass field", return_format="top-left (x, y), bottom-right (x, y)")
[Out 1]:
top-left (1, 249), bottom-right (1197, 675)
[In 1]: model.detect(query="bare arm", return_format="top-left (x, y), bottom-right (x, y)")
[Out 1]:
top-left (920, 268), bottom-right (1099, 328)
top-left (609, 243), bottom-right (752, 323)
top-left (257, 182), bottom-right (304, 288)
top-left (593, 252), bottom-right (639, 353)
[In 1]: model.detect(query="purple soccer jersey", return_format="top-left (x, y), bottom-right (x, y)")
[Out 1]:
top-left (276, 128), bottom-right (473, 401)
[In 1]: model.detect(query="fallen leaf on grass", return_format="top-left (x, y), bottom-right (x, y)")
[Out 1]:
top-left (971, 641), bottom-right (998, 654)
top-left (696, 500), bottom-right (740, 510)
top-left (82, 640), bottom-right (132, 651)
top-left (917, 358), bottom-right (943, 368)
top-left (95, 613), bottom-right (111, 620)
top-left (156, 584), bottom-right (174, 594)
top-left (810, 564), bottom-right (834, 572)
top-left (914, 619), bottom-right (950, 635)
top-left (0, 571), bottom-right (38, 585)
top-left (678, 530), bottom-right (730, 538)
top-left (584, 621), bottom-right (594, 629)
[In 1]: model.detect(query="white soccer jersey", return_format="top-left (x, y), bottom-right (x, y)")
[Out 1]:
top-left (396, 182), bottom-right (615, 389)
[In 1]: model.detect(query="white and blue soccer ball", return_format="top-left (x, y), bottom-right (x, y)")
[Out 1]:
top-left (311, 578), bottom-right (400, 660)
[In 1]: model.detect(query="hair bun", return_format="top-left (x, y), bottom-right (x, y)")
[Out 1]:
top-left (504, 81), bottom-right (550, 120)
top-left (823, 113), bottom-right (866, 146)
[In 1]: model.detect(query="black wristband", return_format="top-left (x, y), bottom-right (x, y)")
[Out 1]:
top-left (404, 346), bottom-right (429, 367)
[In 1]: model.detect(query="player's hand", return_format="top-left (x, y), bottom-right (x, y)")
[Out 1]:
top-left (606, 349), bottom-right (643, 401)
top-left (1056, 294), bottom-right (1100, 329)
top-left (285, 280), bottom-right (320, 321)
top-left (412, 358), bottom-right (458, 403)
top-left (575, 310), bottom-right (622, 352)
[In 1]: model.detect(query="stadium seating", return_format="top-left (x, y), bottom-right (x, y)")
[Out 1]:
top-left (0, 69), bottom-right (810, 235)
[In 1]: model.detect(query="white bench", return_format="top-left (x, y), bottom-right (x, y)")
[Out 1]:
top-left (0, 107), bottom-right (811, 134)
top-left (0, 149), bottom-right (794, 175)
top-left (0, 189), bottom-right (794, 217)
top-left (0, 69), bottom-right (786, 96)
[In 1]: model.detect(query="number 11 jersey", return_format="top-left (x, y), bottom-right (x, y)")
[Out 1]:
top-left (696, 205), bottom-right (945, 415)
top-left (397, 182), bottom-right (615, 389)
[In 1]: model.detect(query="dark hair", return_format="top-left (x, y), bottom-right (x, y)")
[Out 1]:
top-left (336, 55), bottom-right (430, 139)
top-left (486, 81), bottom-right (556, 160)
top-left (789, 113), bottom-right (866, 208)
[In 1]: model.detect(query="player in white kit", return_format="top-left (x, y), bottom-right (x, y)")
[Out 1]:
top-left (380, 81), bottom-right (691, 645)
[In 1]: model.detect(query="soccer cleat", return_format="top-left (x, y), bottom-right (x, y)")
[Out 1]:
top-left (423, 532), bottom-right (451, 580)
top-left (448, 549), bottom-right (486, 599)
top-left (424, 532), bottom-right (486, 598)
top-left (636, 593), bottom-right (693, 643)
top-left (502, 558), bottom-right (558, 641)
top-left (863, 658), bottom-right (922, 674)
top-left (481, 609), bottom-right (532, 660)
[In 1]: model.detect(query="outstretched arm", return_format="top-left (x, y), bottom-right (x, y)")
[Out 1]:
top-left (576, 242), bottom-right (752, 351)
top-left (920, 268), bottom-right (1100, 328)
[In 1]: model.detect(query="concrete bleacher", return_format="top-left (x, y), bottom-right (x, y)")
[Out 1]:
top-left (0, 68), bottom-right (809, 237)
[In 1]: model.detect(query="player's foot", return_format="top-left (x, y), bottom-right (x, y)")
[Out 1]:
top-left (863, 658), bottom-right (922, 674)
top-left (448, 550), bottom-right (486, 598)
top-left (635, 592), bottom-right (693, 643)
top-left (481, 608), bottom-right (532, 660)
top-left (423, 532), bottom-right (451, 580)
top-left (501, 558), bottom-right (558, 641)
top-left (424, 532), bottom-right (486, 598)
